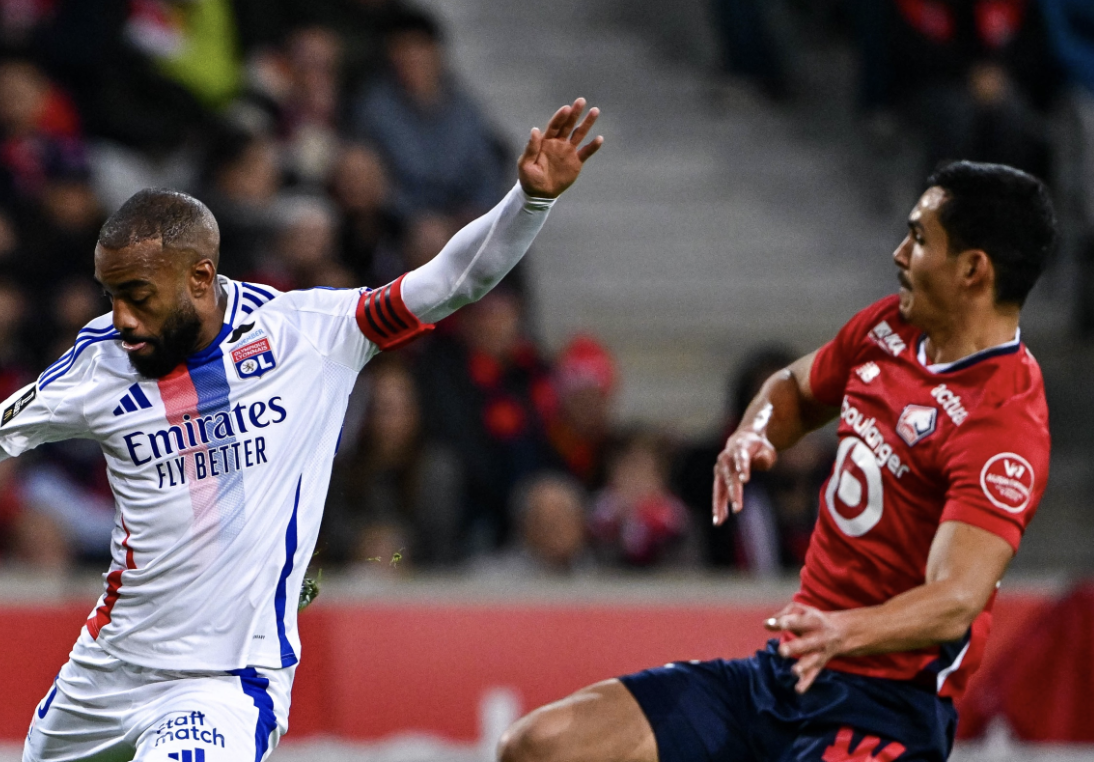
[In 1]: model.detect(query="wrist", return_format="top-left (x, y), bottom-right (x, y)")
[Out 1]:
top-left (517, 181), bottom-right (560, 205)
top-left (830, 608), bottom-right (871, 657)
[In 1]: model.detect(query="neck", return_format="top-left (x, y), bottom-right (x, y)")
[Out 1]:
top-left (922, 302), bottom-right (1020, 365)
top-left (194, 282), bottom-right (228, 352)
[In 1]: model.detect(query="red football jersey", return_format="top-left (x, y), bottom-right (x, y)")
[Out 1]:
top-left (797, 295), bottom-right (1049, 701)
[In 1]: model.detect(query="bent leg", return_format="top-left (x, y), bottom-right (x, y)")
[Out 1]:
top-left (499, 679), bottom-right (657, 762)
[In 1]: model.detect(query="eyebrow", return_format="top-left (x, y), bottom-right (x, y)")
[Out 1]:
top-left (907, 219), bottom-right (925, 234)
top-left (95, 278), bottom-right (154, 293)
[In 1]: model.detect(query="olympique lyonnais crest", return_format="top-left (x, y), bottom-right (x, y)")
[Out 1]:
top-left (896, 404), bottom-right (937, 446)
top-left (232, 337), bottom-right (276, 379)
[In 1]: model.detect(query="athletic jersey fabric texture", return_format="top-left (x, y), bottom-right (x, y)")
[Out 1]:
top-left (0, 183), bottom-right (555, 673)
top-left (798, 295), bottom-right (1050, 701)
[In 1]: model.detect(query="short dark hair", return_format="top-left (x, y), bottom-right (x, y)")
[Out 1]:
top-left (99, 189), bottom-right (219, 262)
top-left (383, 7), bottom-right (443, 43)
top-left (926, 161), bottom-right (1057, 306)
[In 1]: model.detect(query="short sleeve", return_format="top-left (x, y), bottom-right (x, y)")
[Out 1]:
top-left (939, 408), bottom-right (1049, 552)
top-left (0, 358), bottom-right (91, 460)
top-left (810, 297), bottom-right (898, 406)
top-left (272, 287), bottom-right (377, 372)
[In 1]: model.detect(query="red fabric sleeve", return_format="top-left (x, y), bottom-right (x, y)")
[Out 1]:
top-left (809, 296), bottom-right (899, 407)
top-left (939, 407), bottom-right (1049, 553)
top-left (355, 274), bottom-right (435, 351)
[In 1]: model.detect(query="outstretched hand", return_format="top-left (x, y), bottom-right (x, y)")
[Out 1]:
top-left (712, 403), bottom-right (778, 526)
top-left (518, 98), bottom-right (603, 199)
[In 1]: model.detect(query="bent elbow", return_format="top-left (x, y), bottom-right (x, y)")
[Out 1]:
top-left (937, 593), bottom-right (983, 642)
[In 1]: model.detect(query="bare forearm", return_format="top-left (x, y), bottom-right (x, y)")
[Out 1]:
top-left (834, 580), bottom-right (983, 656)
top-left (740, 361), bottom-right (833, 451)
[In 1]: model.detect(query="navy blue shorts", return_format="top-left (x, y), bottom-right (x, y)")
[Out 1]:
top-left (620, 641), bottom-right (957, 762)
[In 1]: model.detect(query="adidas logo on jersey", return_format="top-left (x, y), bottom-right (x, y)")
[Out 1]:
top-left (855, 362), bottom-right (881, 383)
top-left (869, 321), bottom-right (907, 356)
top-left (930, 384), bottom-right (968, 425)
top-left (113, 383), bottom-right (153, 416)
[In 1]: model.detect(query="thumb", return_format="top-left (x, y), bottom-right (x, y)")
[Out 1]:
top-left (519, 127), bottom-right (542, 168)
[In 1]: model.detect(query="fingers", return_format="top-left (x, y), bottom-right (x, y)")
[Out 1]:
top-left (560, 97), bottom-right (586, 136)
top-left (712, 451), bottom-right (741, 522)
top-left (576, 135), bottom-right (604, 162)
top-left (543, 103), bottom-right (573, 140)
top-left (791, 652), bottom-right (826, 694)
top-left (569, 105), bottom-right (600, 146)
top-left (712, 466), bottom-right (728, 527)
top-left (519, 127), bottom-right (543, 166)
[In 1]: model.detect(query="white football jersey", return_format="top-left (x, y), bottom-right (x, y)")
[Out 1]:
top-left (0, 277), bottom-right (408, 671)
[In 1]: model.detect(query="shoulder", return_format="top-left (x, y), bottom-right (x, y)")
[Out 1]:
top-left (230, 280), bottom-right (283, 319)
top-left (38, 314), bottom-right (121, 391)
top-left (264, 286), bottom-right (365, 317)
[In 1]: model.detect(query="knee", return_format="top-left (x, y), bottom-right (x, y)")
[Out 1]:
top-left (497, 710), bottom-right (565, 762)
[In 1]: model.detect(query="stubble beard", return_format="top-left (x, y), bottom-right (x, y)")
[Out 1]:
top-left (127, 301), bottom-right (204, 379)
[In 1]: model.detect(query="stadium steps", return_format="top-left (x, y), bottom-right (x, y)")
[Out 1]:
top-left (417, 0), bottom-right (1091, 571)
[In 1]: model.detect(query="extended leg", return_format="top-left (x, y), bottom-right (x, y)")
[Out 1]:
top-left (498, 679), bottom-right (657, 762)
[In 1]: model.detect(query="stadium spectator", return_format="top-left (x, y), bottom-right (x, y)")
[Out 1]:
top-left (199, 126), bottom-right (283, 279)
top-left (36, 0), bottom-right (220, 209)
top-left (709, 0), bottom-right (790, 101)
top-left (589, 428), bottom-right (697, 569)
top-left (349, 6), bottom-right (507, 220)
top-left (674, 346), bottom-right (831, 573)
top-left (325, 356), bottom-right (465, 568)
top-left (239, 25), bottom-right (345, 186)
top-left (1041, 0), bottom-right (1094, 335)
top-left (858, 0), bottom-right (1058, 177)
top-left (474, 472), bottom-right (596, 578)
top-left (0, 58), bottom-right (86, 205)
top-left (544, 334), bottom-right (617, 490)
top-left (414, 287), bottom-right (554, 554)
top-left (19, 439), bottom-right (116, 568)
top-left (329, 142), bottom-right (405, 288)
top-left (253, 194), bottom-right (353, 290)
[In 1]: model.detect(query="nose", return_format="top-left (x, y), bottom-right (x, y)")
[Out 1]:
top-left (892, 234), bottom-right (911, 268)
top-left (112, 299), bottom-right (141, 336)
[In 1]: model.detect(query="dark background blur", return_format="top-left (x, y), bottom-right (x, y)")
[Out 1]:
top-left (0, 0), bottom-right (1091, 584)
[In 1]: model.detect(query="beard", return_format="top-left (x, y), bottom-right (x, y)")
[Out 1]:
top-left (124, 300), bottom-right (204, 379)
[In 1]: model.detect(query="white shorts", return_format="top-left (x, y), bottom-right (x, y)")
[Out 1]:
top-left (23, 628), bottom-right (294, 762)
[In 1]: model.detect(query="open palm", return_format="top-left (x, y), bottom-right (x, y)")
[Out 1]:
top-left (518, 98), bottom-right (603, 199)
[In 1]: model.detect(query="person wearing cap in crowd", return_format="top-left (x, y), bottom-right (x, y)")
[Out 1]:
top-left (545, 333), bottom-right (616, 490)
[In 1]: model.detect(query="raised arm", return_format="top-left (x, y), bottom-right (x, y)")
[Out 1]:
top-left (401, 98), bottom-right (603, 324)
top-left (712, 350), bottom-right (838, 525)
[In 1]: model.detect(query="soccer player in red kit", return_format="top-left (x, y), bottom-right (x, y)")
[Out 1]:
top-left (498, 161), bottom-right (1056, 761)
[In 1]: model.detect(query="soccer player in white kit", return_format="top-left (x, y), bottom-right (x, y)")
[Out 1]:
top-left (6, 99), bottom-right (603, 762)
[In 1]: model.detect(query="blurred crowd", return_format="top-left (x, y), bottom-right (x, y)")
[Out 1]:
top-left (0, 0), bottom-right (834, 578)
top-left (14, 0), bottom-right (1094, 579)
top-left (712, 0), bottom-right (1094, 332)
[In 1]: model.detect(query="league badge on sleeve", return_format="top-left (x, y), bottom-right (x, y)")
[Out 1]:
top-left (896, 404), bottom-right (937, 446)
top-left (232, 337), bottom-right (277, 379)
top-left (2, 384), bottom-right (36, 426)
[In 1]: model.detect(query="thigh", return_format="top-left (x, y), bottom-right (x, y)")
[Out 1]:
top-left (500, 679), bottom-right (657, 762)
top-left (23, 659), bottom-right (136, 762)
top-left (132, 668), bottom-right (290, 762)
top-left (619, 660), bottom-right (762, 762)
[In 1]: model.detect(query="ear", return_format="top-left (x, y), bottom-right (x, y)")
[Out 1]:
top-left (189, 258), bottom-right (218, 298)
top-left (959, 249), bottom-right (994, 292)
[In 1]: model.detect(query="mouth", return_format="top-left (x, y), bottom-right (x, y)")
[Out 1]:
top-left (121, 339), bottom-right (151, 353)
top-left (897, 272), bottom-right (912, 291)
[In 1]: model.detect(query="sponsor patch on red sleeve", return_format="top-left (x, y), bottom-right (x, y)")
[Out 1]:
top-left (980, 453), bottom-right (1034, 513)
